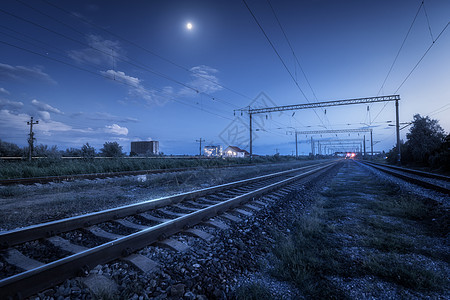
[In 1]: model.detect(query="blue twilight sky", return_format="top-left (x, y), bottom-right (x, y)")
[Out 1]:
top-left (0, 0), bottom-right (449, 155)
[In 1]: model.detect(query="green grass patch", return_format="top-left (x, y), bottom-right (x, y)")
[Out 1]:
top-left (234, 282), bottom-right (272, 300)
top-left (362, 253), bottom-right (448, 291)
top-left (268, 163), bottom-right (448, 297)
top-left (0, 156), bottom-right (302, 179)
top-left (367, 195), bottom-right (429, 221)
top-left (271, 205), bottom-right (350, 299)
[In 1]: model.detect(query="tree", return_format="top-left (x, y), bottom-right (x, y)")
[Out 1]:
top-left (0, 139), bottom-right (23, 157)
top-left (428, 134), bottom-right (450, 171)
top-left (34, 144), bottom-right (61, 159)
top-left (100, 142), bottom-right (124, 157)
top-left (406, 114), bottom-right (445, 163)
top-left (64, 147), bottom-right (82, 157)
top-left (81, 143), bottom-right (96, 158)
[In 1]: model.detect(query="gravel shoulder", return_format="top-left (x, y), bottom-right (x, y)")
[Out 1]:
top-left (261, 160), bottom-right (449, 299)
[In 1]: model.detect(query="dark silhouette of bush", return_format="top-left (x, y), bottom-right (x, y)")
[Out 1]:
top-left (100, 142), bottom-right (124, 157)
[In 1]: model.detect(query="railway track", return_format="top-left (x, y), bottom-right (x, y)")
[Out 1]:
top-left (359, 160), bottom-right (450, 195)
top-left (0, 162), bottom-right (281, 186)
top-left (0, 161), bottom-right (336, 299)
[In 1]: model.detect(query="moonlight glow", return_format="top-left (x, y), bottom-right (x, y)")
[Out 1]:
top-left (186, 22), bottom-right (193, 30)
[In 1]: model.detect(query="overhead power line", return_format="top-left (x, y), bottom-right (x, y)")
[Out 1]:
top-left (39, 0), bottom-right (254, 103)
top-left (242, 0), bottom-right (327, 128)
top-left (0, 5), bottom-right (237, 109)
top-left (377, 1), bottom-right (424, 96)
top-left (266, 0), bottom-right (318, 101)
top-left (265, 0), bottom-right (334, 130)
top-left (0, 39), bottom-right (234, 122)
top-left (395, 21), bottom-right (449, 93)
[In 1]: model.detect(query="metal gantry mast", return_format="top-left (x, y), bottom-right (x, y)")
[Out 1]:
top-left (287, 128), bottom-right (373, 156)
top-left (235, 95), bottom-right (400, 162)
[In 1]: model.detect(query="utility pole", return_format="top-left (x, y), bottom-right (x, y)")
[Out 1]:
top-left (363, 135), bottom-right (366, 158)
top-left (27, 117), bottom-right (39, 161)
top-left (295, 131), bottom-right (298, 158)
top-left (395, 99), bottom-right (401, 165)
top-left (196, 138), bottom-right (205, 156)
top-left (249, 112), bottom-right (252, 159)
top-left (370, 130), bottom-right (373, 159)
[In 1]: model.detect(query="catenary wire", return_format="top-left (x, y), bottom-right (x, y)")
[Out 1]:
top-left (242, 0), bottom-right (328, 129)
top-left (0, 6), bottom-right (237, 109)
top-left (0, 39), bottom-right (235, 122)
top-left (40, 0), bottom-right (255, 103)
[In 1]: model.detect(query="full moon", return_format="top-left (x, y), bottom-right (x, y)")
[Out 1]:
top-left (186, 22), bottom-right (193, 30)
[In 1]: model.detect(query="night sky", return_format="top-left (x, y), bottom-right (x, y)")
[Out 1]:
top-left (0, 0), bottom-right (449, 155)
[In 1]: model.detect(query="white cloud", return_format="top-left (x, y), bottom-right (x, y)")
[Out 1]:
top-left (179, 65), bottom-right (223, 96)
top-left (101, 69), bottom-right (168, 106)
top-left (0, 109), bottom-right (30, 130)
top-left (102, 70), bottom-right (140, 87)
top-left (69, 35), bottom-right (123, 66)
top-left (105, 123), bottom-right (128, 135)
top-left (0, 87), bottom-right (10, 95)
top-left (31, 99), bottom-right (63, 114)
top-left (89, 112), bottom-right (138, 123)
top-left (101, 65), bottom-right (222, 107)
top-left (0, 63), bottom-right (56, 84)
top-left (0, 99), bottom-right (23, 111)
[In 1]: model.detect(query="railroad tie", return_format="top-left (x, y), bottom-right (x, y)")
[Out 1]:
top-left (158, 209), bottom-right (186, 218)
top-left (252, 200), bottom-right (268, 207)
top-left (243, 204), bottom-right (262, 211)
top-left (234, 208), bottom-right (253, 217)
top-left (4, 248), bottom-right (44, 271)
top-left (86, 226), bottom-right (124, 240)
top-left (156, 239), bottom-right (189, 252)
top-left (183, 228), bottom-right (213, 241)
top-left (172, 204), bottom-right (198, 212)
top-left (46, 236), bottom-right (88, 254)
top-left (139, 213), bottom-right (170, 223)
top-left (198, 197), bottom-right (221, 204)
top-left (220, 213), bottom-right (242, 223)
top-left (182, 201), bottom-right (208, 208)
top-left (114, 219), bottom-right (148, 231)
top-left (122, 254), bottom-right (159, 273)
top-left (203, 219), bottom-right (230, 230)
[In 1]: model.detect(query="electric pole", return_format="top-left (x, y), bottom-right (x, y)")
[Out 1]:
top-left (27, 117), bottom-right (39, 161)
top-left (196, 138), bottom-right (205, 156)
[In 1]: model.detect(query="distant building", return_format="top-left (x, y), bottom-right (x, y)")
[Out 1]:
top-left (131, 141), bottom-right (159, 155)
top-left (204, 145), bottom-right (223, 157)
top-left (224, 146), bottom-right (249, 158)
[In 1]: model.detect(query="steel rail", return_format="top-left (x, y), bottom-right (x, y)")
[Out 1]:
top-left (0, 167), bottom-right (195, 185)
top-left (361, 160), bottom-right (450, 182)
top-left (360, 161), bottom-right (449, 195)
top-left (0, 162), bottom-right (336, 299)
top-left (0, 161), bottom-right (295, 185)
top-left (0, 161), bottom-right (329, 247)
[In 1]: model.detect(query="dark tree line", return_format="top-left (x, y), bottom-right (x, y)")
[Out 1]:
top-left (0, 141), bottom-right (125, 158)
top-left (387, 114), bottom-right (449, 170)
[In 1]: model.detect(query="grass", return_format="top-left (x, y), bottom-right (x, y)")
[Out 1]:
top-left (269, 162), bottom-right (449, 298)
top-left (362, 252), bottom-right (448, 291)
top-left (0, 156), bottom-right (301, 179)
top-left (234, 282), bottom-right (272, 300)
top-left (271, 203), bottom-right (349, 299)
